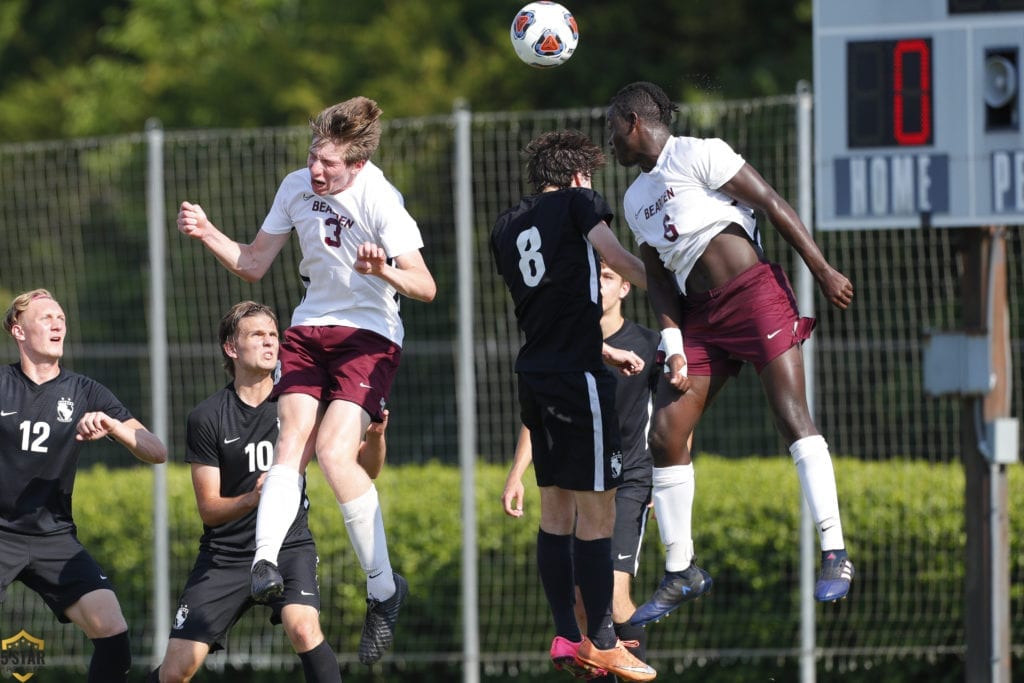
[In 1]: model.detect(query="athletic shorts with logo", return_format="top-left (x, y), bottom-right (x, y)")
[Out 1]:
top-left (680, 260), bottom-right (816, 376)
top-left (272, 325), bottom-right (401, 422)
top-left (169, 541), bottom-right (321, 651)
top-left (0, 528), bottom-right (114, 622)
top-left (611, 477), bottom-right (652, 576)
top-left (518, 370), bottom-right (624, 492)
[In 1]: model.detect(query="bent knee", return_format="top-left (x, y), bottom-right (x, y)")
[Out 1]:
top-left (648, 430), bottom-right (691, 465)
top-left (160, 663), bottom-right (199, 683)
top-left (283, 612), bottom-right (324, 652)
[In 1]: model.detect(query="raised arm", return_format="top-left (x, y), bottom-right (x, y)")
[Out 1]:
top-left (177, 201), bottom-right (290, 283)
top-left (718, 165), bottom-right (853, 310)
top-left (586, 222), bottom-right (646, 290)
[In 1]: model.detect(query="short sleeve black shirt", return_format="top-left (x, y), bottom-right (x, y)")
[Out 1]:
top-left (185, 384), bottom-right (312, 556)
top-left (491, 188), bottom-right (614, 373)
top-left (0, 364), bottom-right (134, 535)
top-left (605, 320), bottom-right (659, 482)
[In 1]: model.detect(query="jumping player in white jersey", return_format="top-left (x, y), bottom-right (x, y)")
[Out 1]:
top-left (177, 96), bottom-right (436, 664)
top-left (491, 129), bottom-right (656, 682)
top-left (0, 289), bottom-right (167, 683)
top-left (606, 81), bottom-right (855, 625)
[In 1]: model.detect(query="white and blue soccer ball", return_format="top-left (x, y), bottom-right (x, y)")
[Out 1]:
top-left (510, 2), bottom-right (578, 69)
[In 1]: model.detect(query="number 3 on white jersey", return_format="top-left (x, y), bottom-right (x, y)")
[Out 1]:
top-left (516, 226), bottom-right (545, 287)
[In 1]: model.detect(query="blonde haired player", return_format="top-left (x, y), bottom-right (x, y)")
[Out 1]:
top-left (1, 289), bottom-right (167, 682)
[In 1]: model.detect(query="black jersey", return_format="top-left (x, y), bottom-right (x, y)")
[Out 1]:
top-left (0, 363), bottom-right (134, 536)
top-left (605, 320), bottom-right (659, 482)
top-left (491, 188), bottom-right (614, 373)
top-left (185, 384), bottom-right (312, 557)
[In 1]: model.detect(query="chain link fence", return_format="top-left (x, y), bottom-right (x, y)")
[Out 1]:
top-left (0, 95), bottom-right (1021, 679)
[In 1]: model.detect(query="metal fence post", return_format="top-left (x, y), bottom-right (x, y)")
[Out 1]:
top-left (454, 101), bottom-right (480, 683)
top-left (146, 118), bottom-right (170, 666)
top-left (795, 80), bottom-right (817, 683)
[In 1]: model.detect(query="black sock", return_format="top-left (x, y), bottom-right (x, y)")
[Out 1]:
top-left (144, 666), bottom-right (160, 683)
top-left (537, 529), bottom-right (581, 641)
top-left (573, 536), bottom-right (615, 650)
top-left (298, 640), bottom-right (342, 683)
top-left (614, 620), bottom-right (648, 660)
top-left (88, 631), bottom-right (131, 683)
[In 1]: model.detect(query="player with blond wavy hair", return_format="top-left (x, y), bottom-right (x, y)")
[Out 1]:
top-left (1, 288), bottom-right (167, 682)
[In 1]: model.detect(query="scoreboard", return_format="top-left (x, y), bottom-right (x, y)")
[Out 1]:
top-left (813, 0), bottom-right (1024, 230)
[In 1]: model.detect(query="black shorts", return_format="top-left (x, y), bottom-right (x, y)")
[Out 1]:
top-left (611, 479), bottom-right (652, 576)
top-left (169, 541), bottom-right (321, 652)
top-left (518, 370), bottom-right (624, 492)
top-left (0, 528), bottom-right (115, 623)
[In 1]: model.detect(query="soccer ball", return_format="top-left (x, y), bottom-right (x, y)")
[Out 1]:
top-left (510, 2), bottom-right (578, 69)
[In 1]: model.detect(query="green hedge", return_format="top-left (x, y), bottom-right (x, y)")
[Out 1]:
top-left (62, 457), bottom-right (1024, 681)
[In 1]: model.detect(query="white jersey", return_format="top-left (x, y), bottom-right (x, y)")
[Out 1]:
top-left (260, 161), bottom-right (425, 346)
top-left (623, 136), bottom-right (756, 294)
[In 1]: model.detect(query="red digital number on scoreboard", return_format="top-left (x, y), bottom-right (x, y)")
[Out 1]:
top-left (847, 38), bottom-right (934, 148)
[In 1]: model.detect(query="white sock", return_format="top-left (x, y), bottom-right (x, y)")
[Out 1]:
top-left (652, 464), bottom-right (696, 572)
top-left (340, 484), bottom-right (396, 600)
top-left (790, 435), bottom-right (845, 551)
top-left (253, 465), bottom-right (304, 567)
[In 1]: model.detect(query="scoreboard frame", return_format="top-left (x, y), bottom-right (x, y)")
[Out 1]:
top-left (813, 0), bottom-right (1024, 230)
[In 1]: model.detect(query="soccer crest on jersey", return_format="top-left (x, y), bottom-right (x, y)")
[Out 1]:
top-left (56, 397), bottom-right (74, 423)
top-left (0, 364), bottom-right (133, 535)
top-left (605, 319), bottom-right (659, 481)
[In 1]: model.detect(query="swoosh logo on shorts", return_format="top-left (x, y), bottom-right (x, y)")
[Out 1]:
top-left (300, 590), bottom-right (316, 596)
top-left (224, 436), bottom-right (241, 444)
top-left (766, 329), bottom-right (783, 339)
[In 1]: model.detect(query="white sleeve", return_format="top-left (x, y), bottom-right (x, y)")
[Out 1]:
top-left (372, 185), bottom-right (424, 257)
top-left (698, 138), bottom-right (746, 190)
top-left (260, 176), bottom-right (298, 235)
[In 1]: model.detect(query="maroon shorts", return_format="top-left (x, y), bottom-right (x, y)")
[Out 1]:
top-left (680, 261), bottom-right (815, 376)
top-left (271, 325), bottom-right (401, 422)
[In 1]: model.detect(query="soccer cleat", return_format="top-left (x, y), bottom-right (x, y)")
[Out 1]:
top-left (575, 637), bottom-right (656, 682)
top-left (628, 562), bottom-right (712, 626)
top-left (250, 559), bottom-right (284, 604)
top-left (358, 572), bottom-right (409, 664)
top-left (550, 636), bottom-right (606, 679)
top-left (814, 550), bottom-right (854, 602)
top-left (552, 634), bottom-right (598, 679)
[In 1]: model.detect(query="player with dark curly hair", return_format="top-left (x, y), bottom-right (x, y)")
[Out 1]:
top-left (491, 129), bottom-right (656, 681)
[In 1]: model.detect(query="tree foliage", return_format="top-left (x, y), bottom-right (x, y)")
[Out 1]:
top-left (0, 0), bottom-right (812, 142)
